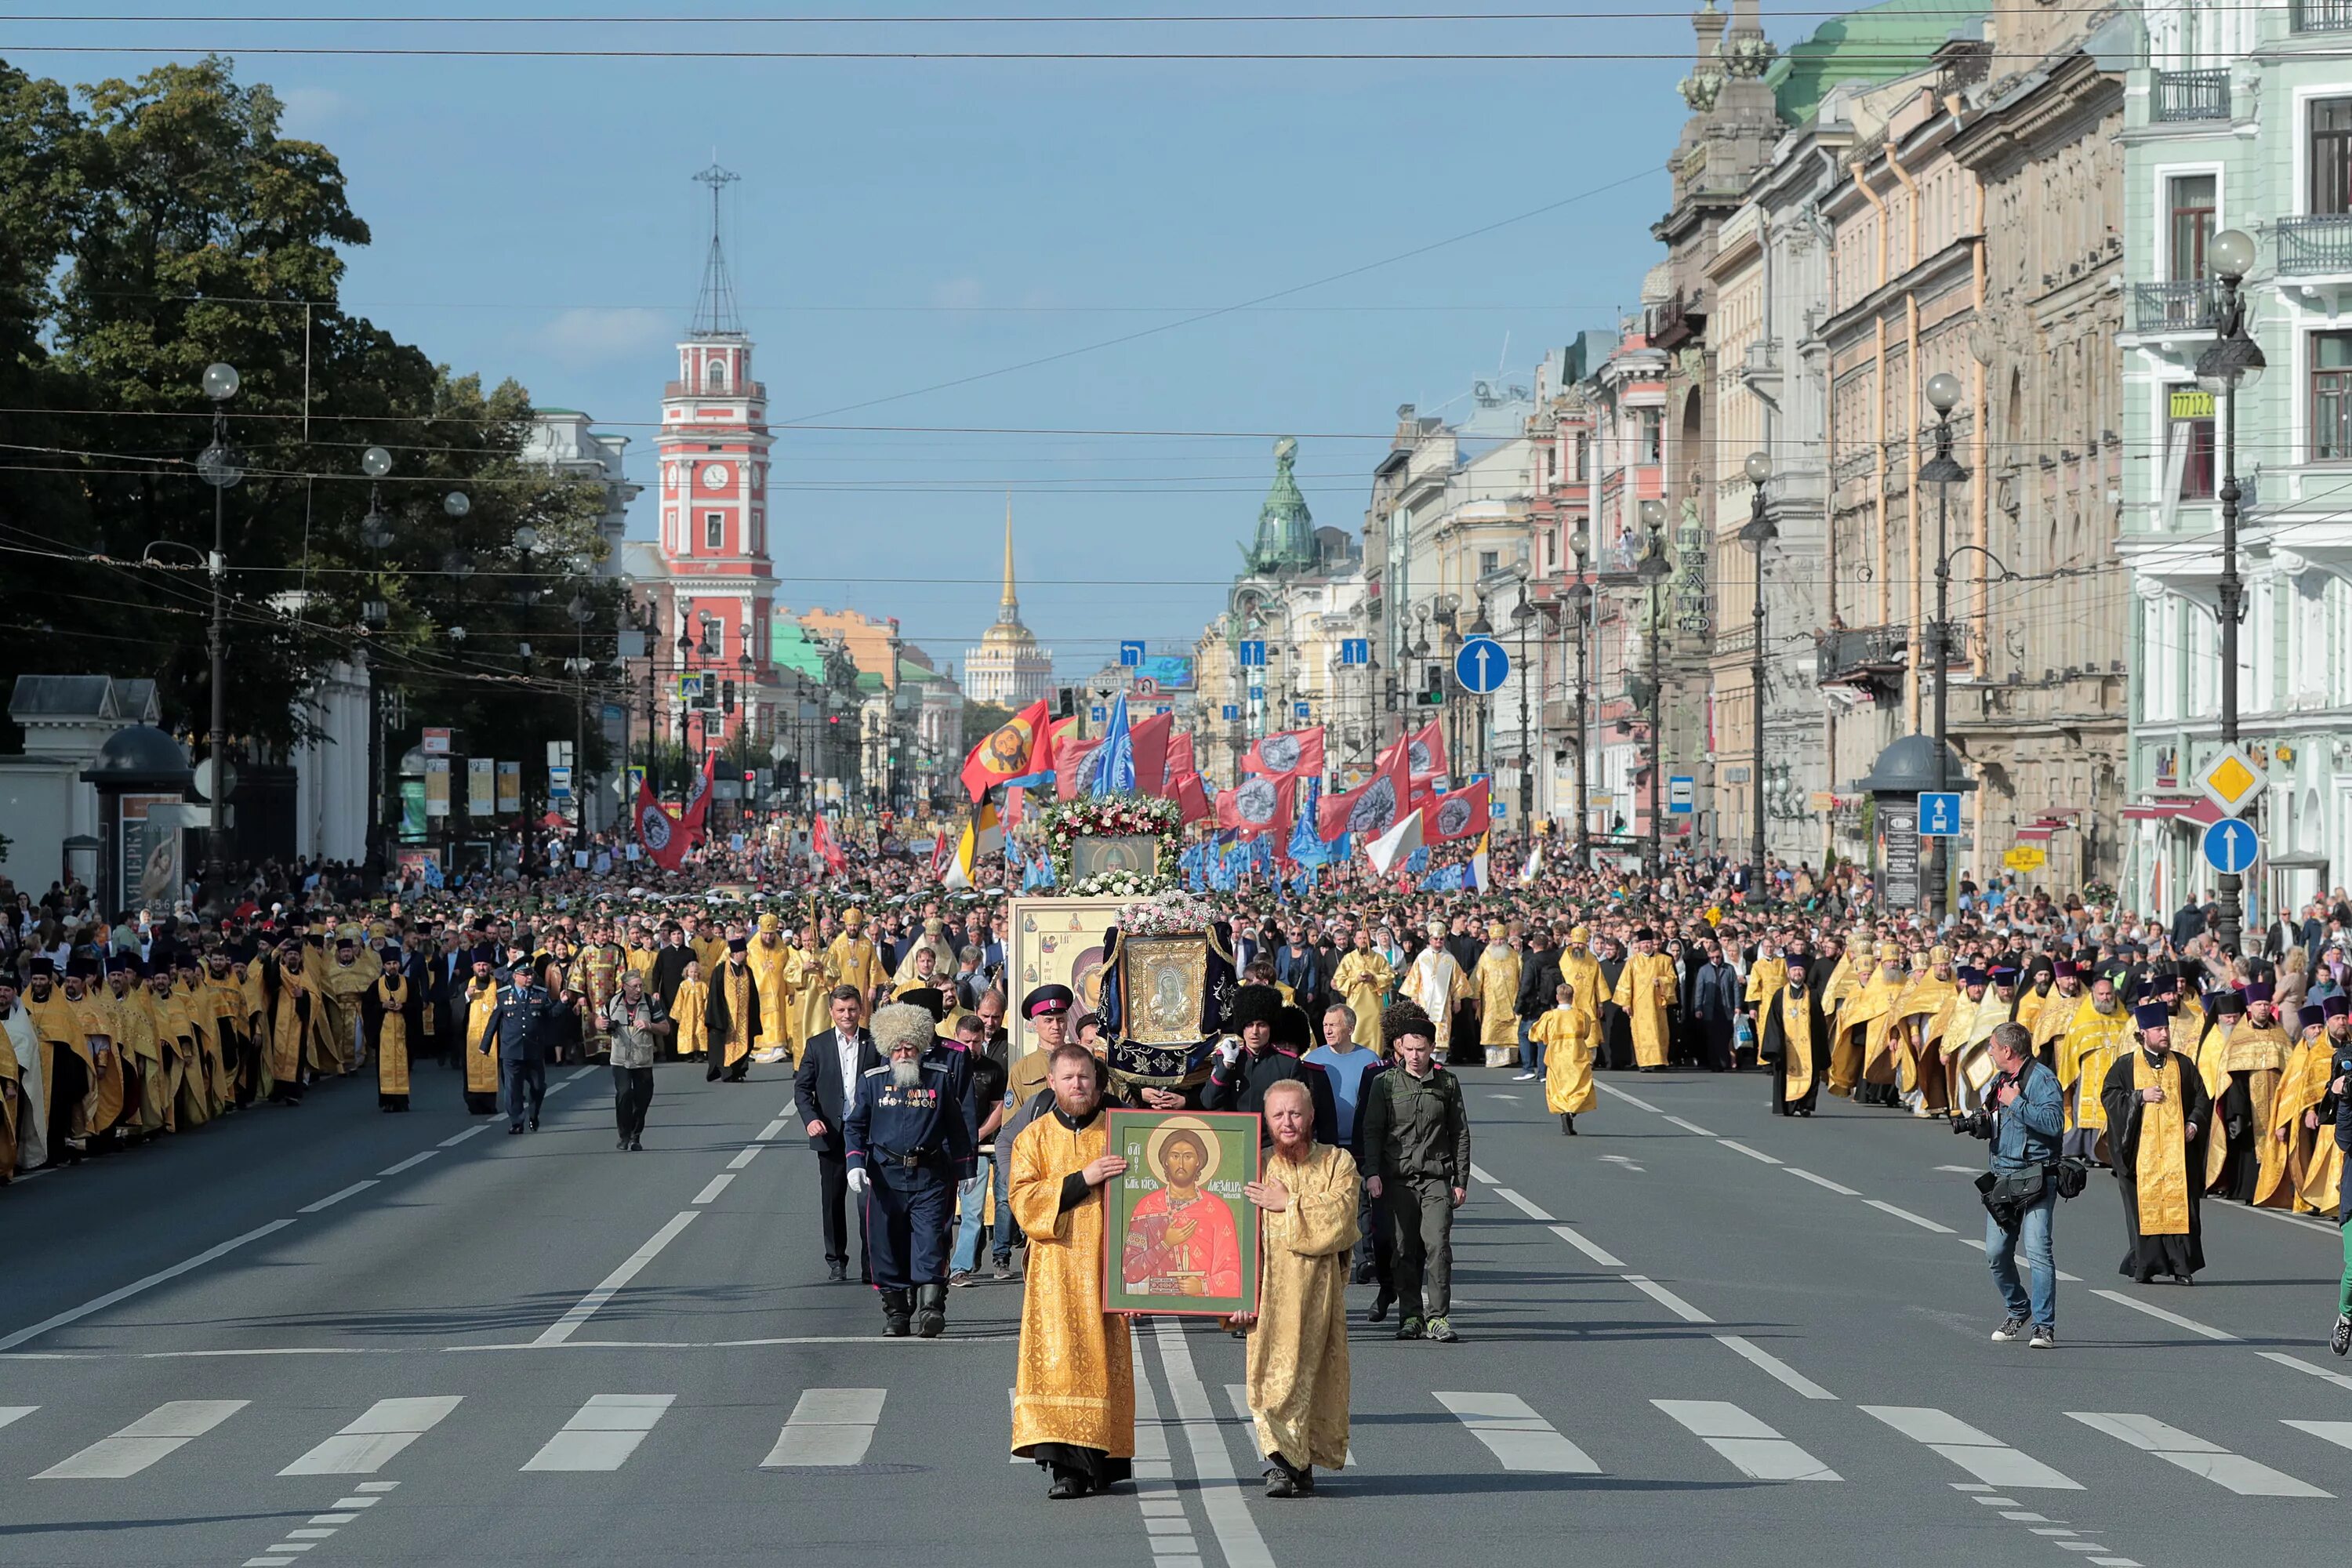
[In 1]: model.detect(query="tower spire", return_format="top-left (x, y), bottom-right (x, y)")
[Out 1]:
top-left (1000, 492), bottom-right (1020, 618)
top-left (690, 161), bottom-right (742, 338)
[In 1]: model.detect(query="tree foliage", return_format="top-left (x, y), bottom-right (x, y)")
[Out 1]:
top-left (0, 55), bottom-right (621, 775)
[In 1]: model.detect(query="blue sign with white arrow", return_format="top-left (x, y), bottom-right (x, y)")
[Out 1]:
top-left (2202, 817), bottom-right (2259, 877)
top-left (1293, 701), bottom-right (1311, 720)
top-left (1221, 704), bottom-right (1240, 721)
top-left (1119, 640), bottom-right (1145, 667)
top-left (1341, 637), bottom-right (1370, 666)
top-left (1454, 635), bottom-right (1510, 695)
top-left (1919, 791), bottom-right (1963, 837)
top-left (1238, 640), bottom-right (1267, 668)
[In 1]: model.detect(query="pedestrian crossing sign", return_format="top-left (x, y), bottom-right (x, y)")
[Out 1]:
top-left (2195, 746), bottom-right (2264, 819)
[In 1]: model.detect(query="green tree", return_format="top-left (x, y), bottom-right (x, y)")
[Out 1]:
top-left (962, 700), bottom-right (1016, 751)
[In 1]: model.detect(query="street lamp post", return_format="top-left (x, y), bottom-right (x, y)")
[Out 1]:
top-left (1921, 372), bottom-right (1969, 924)
top-left (1568, 524), bottom-right (1592, 872)
top-left (1511, 561), bottom-right (1534, 836)
top-left (358, 446), bottom-right (395, 857)
top-left (2196, 228), bottom-right (2264, 957)
top-left (197, 361), bottom-right (241, 898)
top-left (1738, 451), bottom-right (1773, 893)
top-left (1638, 497), bottom-right (1671, 880)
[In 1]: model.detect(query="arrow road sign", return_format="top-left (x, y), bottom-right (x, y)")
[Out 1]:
top-left (1454, 634), bottom-right (1510, 695)
top-left (1341, 637), bottom-right (1370, 666)
top-left (1293, 701), bottom-right (1311, 720)
top-left (1119, 640), bottom-right (1145, 667)
top-left (1222, 704), bottom-right (1240, 721)
top-left (1918, 791), bottom-right (1963, 837)
top-left (1239, 640), bottom-right (1267, 668)
top-left (2202, 817), bottom-right (2260, 877)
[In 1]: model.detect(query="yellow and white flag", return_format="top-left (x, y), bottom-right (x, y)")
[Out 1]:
top-left (944, 798), bottom-right (1004, 891)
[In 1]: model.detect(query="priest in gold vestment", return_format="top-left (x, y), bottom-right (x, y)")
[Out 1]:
top-left (1330, 935), bottom-right (1394, 1054)
top-left (1828, 943), bottom-right (1906, 1104)
top-left (1237, 1077), bottom-right (1358, 1499)
top-left (1008, 1044), bottom-right (1134, 1500)
top-left (1610, 927), bottom-right (1677, 1072)
top-left (2100, 1004), bottom-right (2211, 1284)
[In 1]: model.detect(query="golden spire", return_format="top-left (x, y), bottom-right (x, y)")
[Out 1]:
top-left (1000, 492), bottom-right (1019, 617)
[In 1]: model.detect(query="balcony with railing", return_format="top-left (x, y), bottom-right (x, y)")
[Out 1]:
top-left (2276, 215), bottom-right (2352, 275)
top-left (2295, 0), bottom-right (2352, 31)
top-left (1817, 622), bottom-right (1976, 687)
top-left (2153, 68), bottom-right (2230, 122)
top-left (2131, 281), bottom-right (2224, 334)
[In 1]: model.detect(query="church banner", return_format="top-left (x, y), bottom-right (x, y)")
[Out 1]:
top-left (1102, 1109), bottom-right (1261, 1318)
top-left (1007, 895), bottom-right (1123, 1052)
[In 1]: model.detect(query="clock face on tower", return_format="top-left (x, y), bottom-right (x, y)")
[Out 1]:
top-left (702, 463), bottom-right (731, 490)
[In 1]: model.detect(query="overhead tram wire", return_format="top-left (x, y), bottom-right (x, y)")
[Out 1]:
top-left (0, 44), bottom-right (2032, 64)
top-left (5, 9), bottom-right (2159, 23)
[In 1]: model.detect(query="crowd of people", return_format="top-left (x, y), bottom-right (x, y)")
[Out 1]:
top-left (7, 845), bottom-right (2352, 1493)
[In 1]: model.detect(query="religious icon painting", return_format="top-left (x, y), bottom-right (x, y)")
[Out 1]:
top-left (1102, 1109), bottom-right (1261, 1318)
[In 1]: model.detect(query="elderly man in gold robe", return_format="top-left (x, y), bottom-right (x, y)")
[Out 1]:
top-left (827, 909), bottom-right (887, 1019)
top-left (2213, 982), bottom-right (2291, 1201)
top-left (705, 935), bottom-right (762, 1083)
top-left (1009, 1043), bottom-right (1134, 1500)
top-left (2264, 1000), bottom-right (2347, 1214)
top-left (1330, 931), bottom-right (1394, 1054)
top-left (746, 913), bottom-right (795, 1064)
top-left (2057, 973), bottom-right (2135, 1163)
top-left (2028, 960), bottom-right (2088, 1065)
top-left (1472, 921), bottom-right (1523, 1069)
top-left (1236, 1076), bottom-right (1358, 1499)
top-left (1888, 948), bottom-right (1960, 1118)
top-left (1610, 927), bottom-right (1677, 1073)
top-left (1561, 925), bottom-right (1604, 1041)
top-left (2100, 1002), bottom-right (2212, 1285)
top-left (1400, 921), bottom-right (1464, 1061)
top-left (783, 923), bottom-right (835, 1064)
top-left (1828, 942), bottom-right (1906, 1102)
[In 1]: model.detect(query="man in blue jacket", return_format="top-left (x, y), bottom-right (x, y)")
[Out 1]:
top-left (477, 955), bottom-right (578, 1134)
top-left (1979, 1020), bottom-right (2063, 1348)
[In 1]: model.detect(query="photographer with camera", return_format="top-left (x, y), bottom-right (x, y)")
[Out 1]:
top-left (1963, 1021), bottom-right (2065, 1348)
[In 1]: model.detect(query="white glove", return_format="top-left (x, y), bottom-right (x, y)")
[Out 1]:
top-left (848, 1167), bottom-right (867, 1195)
top-left (1216, 1038), bottom-right (1242, 1069)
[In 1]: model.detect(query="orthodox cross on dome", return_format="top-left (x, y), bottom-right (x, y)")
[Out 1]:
top-left (690, 161), bottom-right (743, 338)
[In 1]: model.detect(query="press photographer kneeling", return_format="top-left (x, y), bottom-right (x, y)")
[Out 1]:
top-left (1958, 1021), bottom-right (2067, 1348)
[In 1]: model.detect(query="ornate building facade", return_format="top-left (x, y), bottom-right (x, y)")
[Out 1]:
top-left (963, 505), bottom-right (1054, 709)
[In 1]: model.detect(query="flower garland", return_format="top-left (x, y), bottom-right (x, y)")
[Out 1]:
top-left (1116, 889), bottom-right (1216, 937)
top-left (1039, 793), bottom-right (1182, 897)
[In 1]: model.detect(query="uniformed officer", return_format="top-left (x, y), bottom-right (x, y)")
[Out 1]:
top-left (847, 1002), bottom-right (977, 1338)
top-left (477, 954), bottom-right (579, 1134)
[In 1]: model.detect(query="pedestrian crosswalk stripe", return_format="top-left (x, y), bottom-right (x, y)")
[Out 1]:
top-left (762, 1388), bottom-right (884, 1467)
top-left (1434, 1391), bottom-right (1599, 1474)
top-left (2067, 1413), bottom-right (2331, 1497)
top-left (1860, 1406), bottom-right (2080, 1490)
top-left (521, 1394), bottom-right (674, 1472)
top-left (280, 1396), bottom-right (464, 1475)
top-left (0, 1406), bottom-right (34, 1433)
top-left (34, 1399), bottom-right (248, 1479)
top-left (1652, 1399), bottom-right (1839, 1481)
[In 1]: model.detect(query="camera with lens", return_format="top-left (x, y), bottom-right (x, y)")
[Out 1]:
top-left (1951, 1106), bottom-right (1994, 1140)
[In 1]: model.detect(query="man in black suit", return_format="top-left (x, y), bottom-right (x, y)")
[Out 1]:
top-left (794, 984), bottom-right (880, 1282)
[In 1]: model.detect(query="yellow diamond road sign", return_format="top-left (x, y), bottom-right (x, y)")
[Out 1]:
top-left (2197, 746), bottom-right (2265, 819)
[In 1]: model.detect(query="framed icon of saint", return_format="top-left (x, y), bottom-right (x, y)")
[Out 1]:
top-left (1102, 1109), bottom-right (1261, 1317)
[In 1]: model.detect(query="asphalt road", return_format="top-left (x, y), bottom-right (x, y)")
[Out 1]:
top-left (5, 1053), bottom-right (2352, 1568)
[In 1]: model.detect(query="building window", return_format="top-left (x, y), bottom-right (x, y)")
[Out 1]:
top-left (1638, 408), bottom-right (1663, 464)
top-left (2314, 332), bottom-right (2352, 461)
top-left (2166, 173), bottom-right (2216, 281)
top-left (706, 358), bottom-right (727, 391)
top-left (2173, 414), bottom-right (2216, 499)
top-left (1574, 434), bottom-right (1589, 481)
top-left (2315, 99), bottom-right (2352, 216)
top-left (705, 512), bottom-right (724, 550)
top-left (1479, 550), bottom-right (1499, 577)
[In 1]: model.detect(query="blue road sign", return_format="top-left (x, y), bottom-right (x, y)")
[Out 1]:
top-left (1239, 640), bottom-right (1267, 668)
top-left (1341, 637), bottom-right (1370, 666)
top-left (1119, 640), bottom-right (1145, 667)
top-left (1293, 701), bottom-right (1311, 720)
top-left (1454, 635), bottom-right (1510, 695)
top-left (1090, 706), bottom-right (1106, 725)
top-left (1919, 791), bottom-right (1963, 837)
top-left (1668, 775), bottom-right (1694, 815)
top-left (1221, 704), bottom-right (1240, 721)
top-left (2202, 817), bottom-right (2259, 876)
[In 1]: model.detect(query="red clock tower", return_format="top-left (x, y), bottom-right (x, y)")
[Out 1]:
top-left (655, 162), bottom-right (776, 752)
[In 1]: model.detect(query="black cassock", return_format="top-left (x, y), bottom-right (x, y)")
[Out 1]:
top-left (2099, 1050), bottom-right (2212, 1283)
top-left (1759, 985), bottom-right (1830, 1116)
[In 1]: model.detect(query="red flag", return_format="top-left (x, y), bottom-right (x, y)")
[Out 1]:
top-left (928, 828), bottom-right (949, 879)
top-left (1130, 710), bottom-right (1174, 797)
top-left (1002, 785), bottom-right (1027, 831)
top-left (1317, 739), bottom-right (1409, 842)
top-left (633, 777), bottom-right (690, 870)
top-left (1172, 769), bottom-right (1212, 825)
top-left (959, 696), bottom-right (1054, 803)
top-left (1241, 726), bottom-right (1324, 780)
top-left (1054, 733), bottom-right (1104, 800)
top-left (1215, 772), bottom-right (1296, 843)
top-left (1165, 731), bottom-right (1196, 782)
top-left (811, 812), bottom-right (845, 873)
top-left (1424, 777), bottom-right (1492, 844)
top-left (681, 752), bottom-right (717, 839)
top-left (1404, 719), bottom-right (1448, 784)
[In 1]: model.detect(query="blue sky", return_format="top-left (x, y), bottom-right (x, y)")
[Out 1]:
top-left (11, 4), bottom-right (1719, 677)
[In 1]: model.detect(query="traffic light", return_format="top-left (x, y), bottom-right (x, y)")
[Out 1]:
top-left (697, 676), bottom-right (718, 711)
top-left (1416, 664), bottom-right (1444, 706)
top-left (722, 679), bottom-right (737, 714)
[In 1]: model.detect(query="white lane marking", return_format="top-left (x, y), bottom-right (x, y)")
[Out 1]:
top-left (692, 1174), bottom-right (735, 1205)
top-left (0, 1219), bottom-right (295, 1352)
top-left (1860, 1406), bottom-right (2081, 1490)
top-left (2260, 1351), bottom-right (2352, 1392)
top-left (2089, 1559), bottom-right (2143, 1566)
top-left (1224, 1385), bottom-right (1354, 1467)
top-left (2067, 1412), bottom-right (2331, 1497)
top-left (1621, 1275), bottom-right (1712, 1324)
top-left (1663, 1115), bottom-right (1716, 1137)
top-left (356, 1481), bottom-right (399, 1491)
top-left (1468, 1163), bottom-right (1498, 1184)
top-left (285, 1528), bottom-right (338, 1538)
top-left (245, 1558), bottom-right (296, 1566)
top-left (567, 1066), bottom-right (596, 1081)
top-left (2286, 1419), bottom-right (2352, 1453)
top-left (1488, 1094), bottom-right (1522, 1102)
top-left (377, 1151), bottom-right (439, 1177)
top-left (1713, 1334), bottom-right (1837, 1401)
top-left (34, 1399), bottom-right (248, 1479)
top-left (299, 1181), bottom-right (379, 1214)
top-left (331, 1497), bottom-right (379, 1508)
top-left (1597, 1082), bottom-right (1661, 1113)
top-left (727, 1146), bottom-right (762, 1171)
top-left (280, 1396), bottom-right (464, 1475)
top-left (1435, 1391), bottom-right (1599, 1473)
top-left (2241, 1203), bottom-right (2339, 1236)
top-left (308, 1513), bottom-right (360, 1523)
top-left (1935, 1164), bottom-right (1979, 1174)
top-left (1653, 1399), bottom-right (1839, 1481)
top-left (1150, 1319), bottom-right (1275, 1568)
top-left (1491, 1187), bottom-right (1555, 1222)
top-left (1864, 1198), bottom-right (1954, 1235)
top-left (1547, 1224), bottom-right (1624, 1269)
top-left (1596, 1155), bottom-right (1645, 1172)
top-left (0, 1406), bottom-right (34, 1432)
top-left (763, 1387), bottom-right (885, 1467)
top-left (438, 1125), bottom-right (489, 1148)
top-left (1784, 1167), bottom-right (1860, 1196)
top-left (1956, 1235), bottom-right (2083, 1283)
top-left (1719, 1140), bottom-right (1780, 1165)
top-left (533, 1211), bottom-right (700, 1346)
top-left (2088, 1288), bottom-right (2238, 1341)
top-left (521, 1394), bottom-right (675, 1471)
top-left (757, 1118), bottom-right (789, 1142)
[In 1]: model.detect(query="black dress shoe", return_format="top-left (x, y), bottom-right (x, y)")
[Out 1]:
top-left (507, 1125), bottom-right (525, 1135)
top-left (616, 1138), bottom-right (629, 1152)
top-left (1367, 1293), bottom-right (1391, 1324)
top-left (826, 1261), bottom-right (848, 1283)
top-left (627, 1136), bottom-right (642, 1152)
top-left (1047, 1473), bottom-right (1085, 1501)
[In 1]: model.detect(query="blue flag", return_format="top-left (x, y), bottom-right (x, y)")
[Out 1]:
top-left (1087, 694), bottom-right (1135, 797)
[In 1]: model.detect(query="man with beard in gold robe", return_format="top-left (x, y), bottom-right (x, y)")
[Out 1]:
top-left (365, 956), bottom-right (416, 1112)
top-left (2029, 960), bottom-right (2089, 1068)
top-left (1237, 1076), bottom-right (1359, 1499)
top-left (461, 949), bottom-right (502, 1113)
top-left (746, 913), bottom-right (795, 1064)
top-left (317, 930), bottom-right (381, 1076)
top-left (1330, 930), bottom-right (1394, 1054)
top-left (1559, 925), bottom-right (1604, 1045)
top-left (1610, 927), bottom-right (1677, 1073)
top-left (102, 959), bottom-right (165, 1138)
top-left (1889, 947), bottom-right (1961, 1118)
top-left (2, 971), bottom-right (46, 1180)
top-left (1472, 922), bottom-right (1522, 1069)
top-left (263, 938), bottom-right (335, 1106)
top-left (1008, 1043), bottom-right (1134, 1500)
top-left (1760, 959), bottom-right (1828, 1117)
top-left (24, 958), bottom-right (88, 1165)
top-left (704, 933), bottom-right (762, 1082)
top-left (2101, 1002), bottom-right (2212, 1285)
top-left (1401, 922), bottom-right (1464, 1062)
top-left (2057, 973), bottom-right (2135, 1163)
top-left (827, 908), bottom-right (887, 1020)
top-left (1944, 967), bottom-right (2014, 1118)
top-left (1828, 942), bottom-right (1907, 1105)
top-left (2267, 1000), bottom-right (2347, 1215)
top-left (782, 923), bottom-right (833, 1065)
top-left (2215, 982), bottom-right (2292, 1203)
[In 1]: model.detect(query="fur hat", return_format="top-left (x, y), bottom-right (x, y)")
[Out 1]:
top-left (870, 1002), bottom-right (935, 1054)
top-left (1381, 1001), bottom-right (1437, 1049)
top-left (1228, 983), bottom-right (1287, 1034)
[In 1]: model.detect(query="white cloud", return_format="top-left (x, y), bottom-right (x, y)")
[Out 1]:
top-left (530, 307), bottom-right (673, 370)
top-left (278, 86), bottom-right (353, 136)
top-left (931, 277), bottom-right (985, 311)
